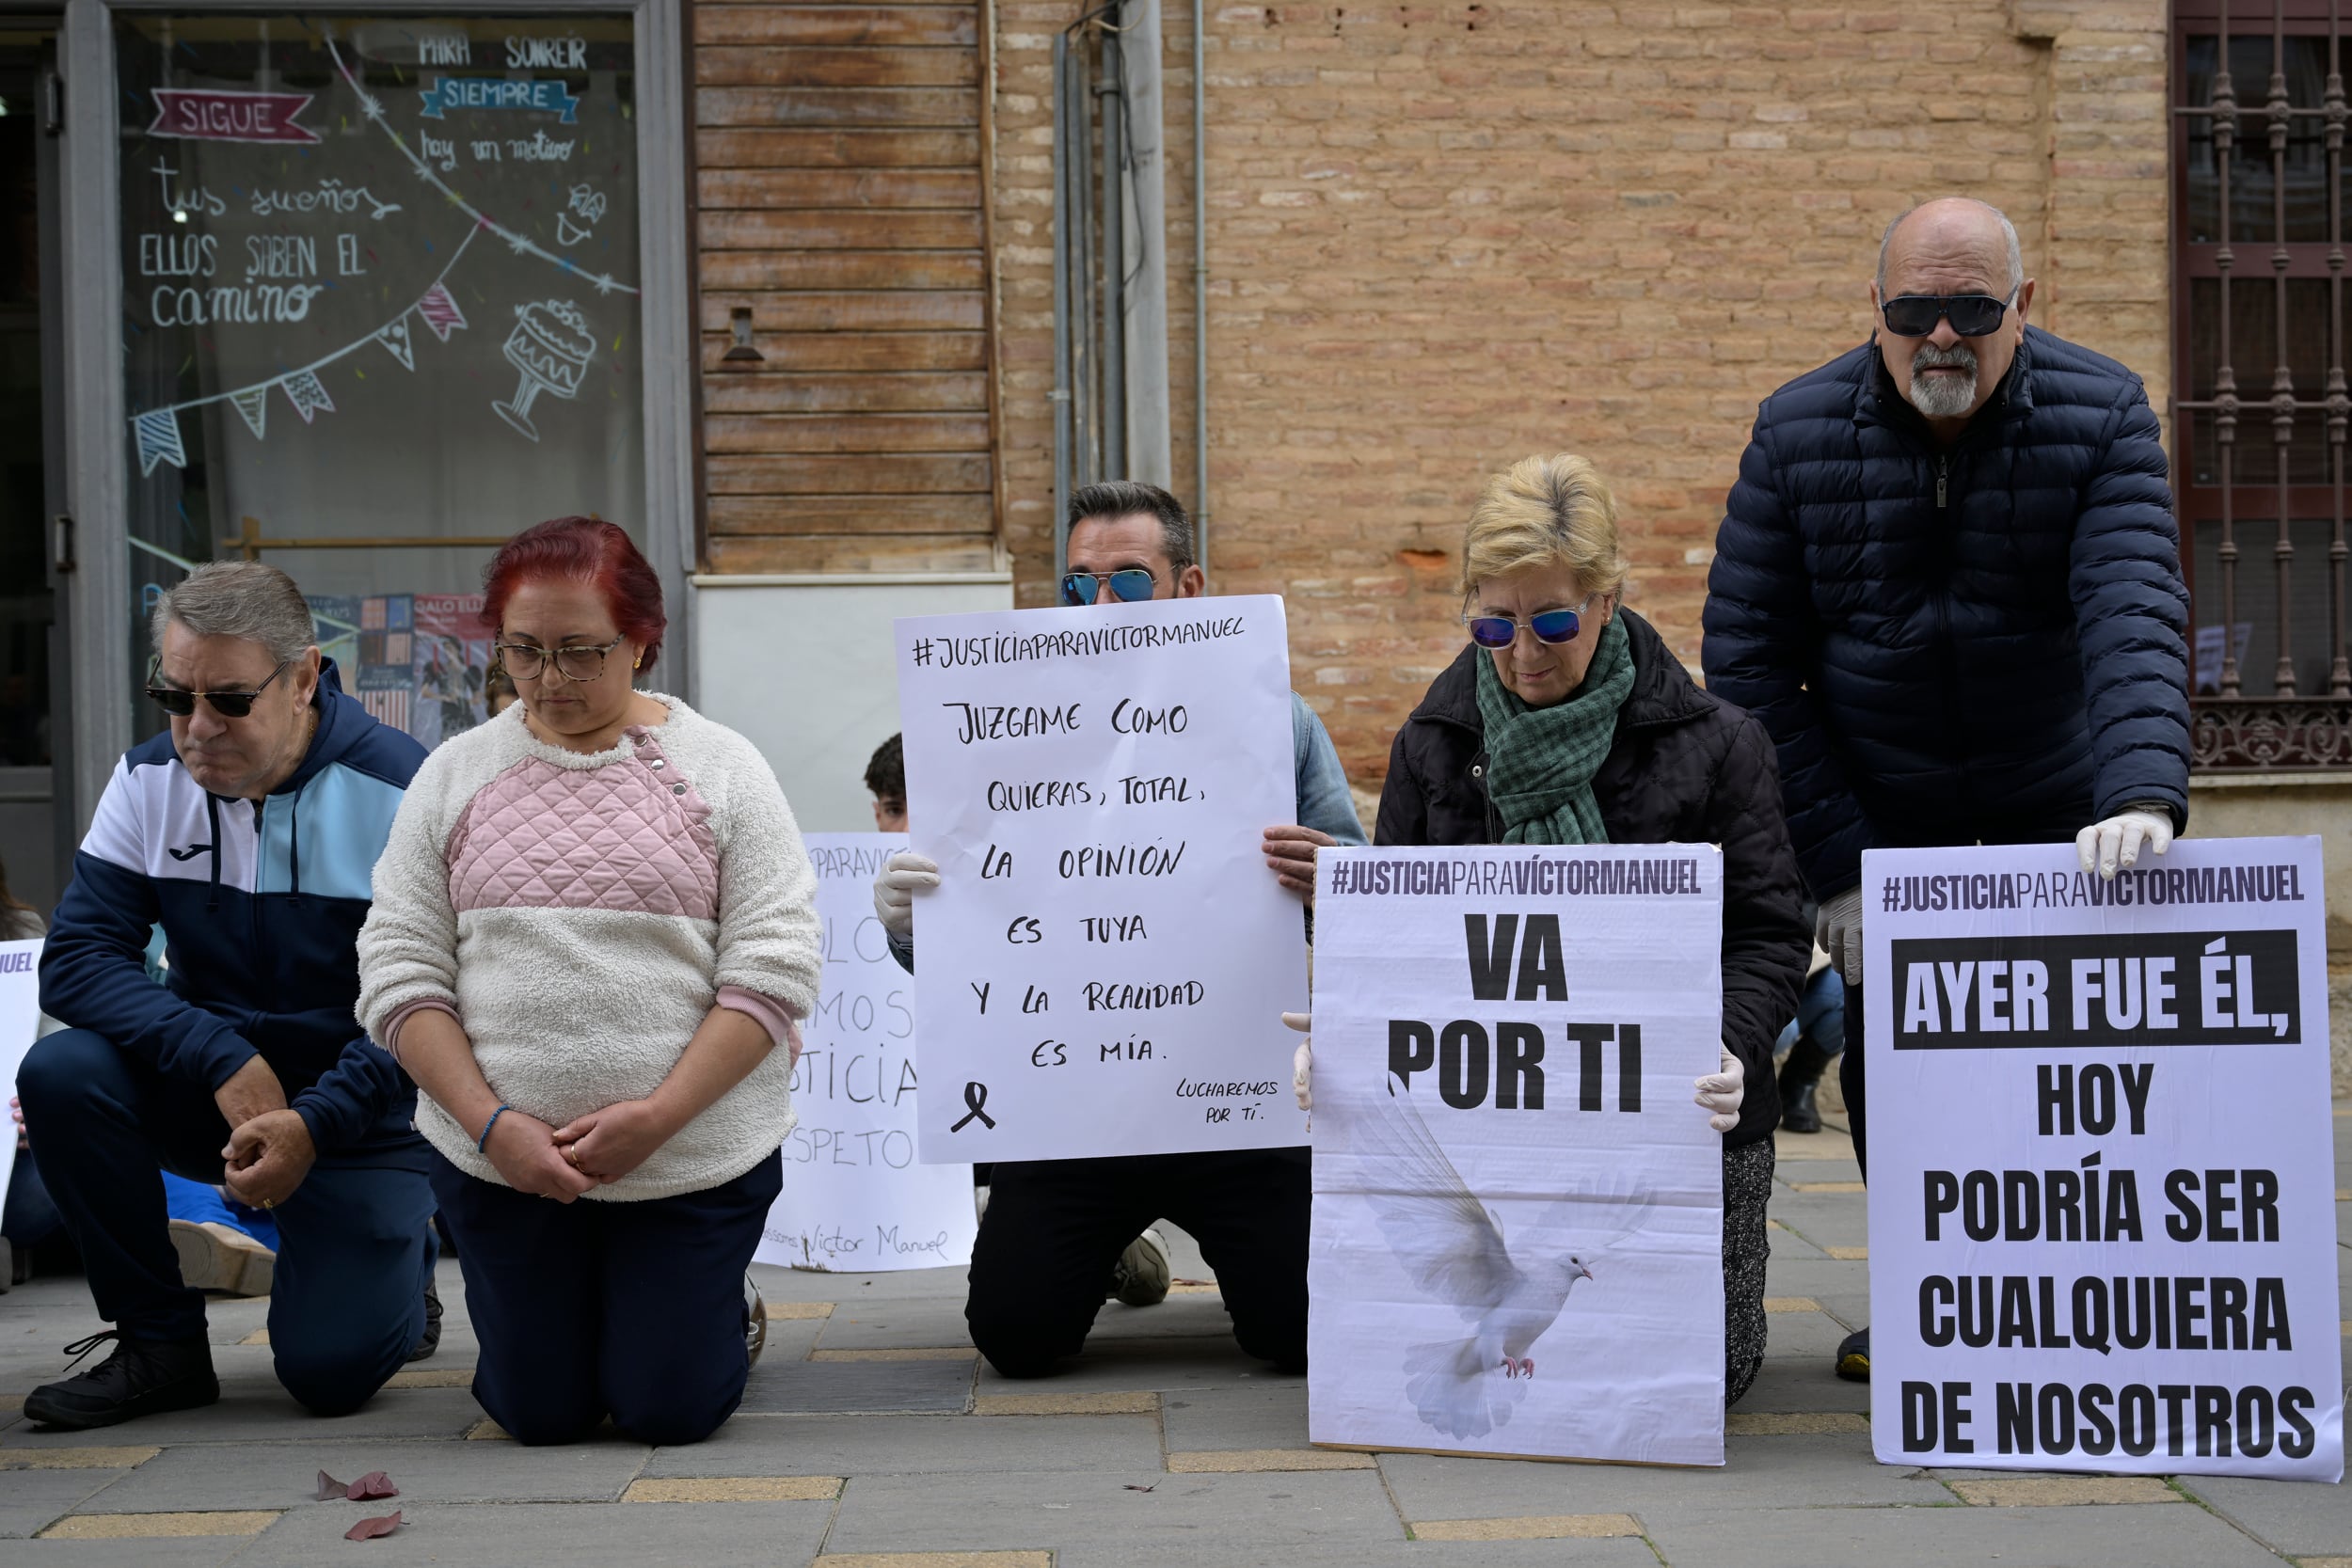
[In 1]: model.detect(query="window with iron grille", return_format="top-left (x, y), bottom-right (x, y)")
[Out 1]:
top-left (2174, 0), bottom-right (2352, 768)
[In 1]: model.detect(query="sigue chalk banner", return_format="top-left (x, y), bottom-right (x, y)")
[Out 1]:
top-left (894, 595), bottom-right (1310, 1163)
top-left (1866, 837), bottom-right (2342, 1481)
top-left (1308, 846), bottom-right (1727, 1467)
top-left (755, 834), bottom-right (977, 1273)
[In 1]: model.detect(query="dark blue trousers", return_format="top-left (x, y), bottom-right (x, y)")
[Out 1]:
top-left (16, 1028), bottom-right (436, 1416)
top-left (429, 1148), bottom-right (780, 1447)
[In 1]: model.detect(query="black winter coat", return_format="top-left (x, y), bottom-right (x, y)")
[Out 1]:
top-left (1375, 610), bottom-right (1810, 1148)
top-left (1700, 327), bottom-right (2191, 901)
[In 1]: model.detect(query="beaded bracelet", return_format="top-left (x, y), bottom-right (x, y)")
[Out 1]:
top-left (476, 1103), bottom-right (514, 1151)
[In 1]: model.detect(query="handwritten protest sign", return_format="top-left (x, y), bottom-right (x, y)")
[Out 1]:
top-left (894, 595), bottom-right (1310, 1163)
top-left (756, 835), bottom-right (977, 1273)
top-left (0, 941), bottom-right (40, 1204)
top-left (1309, 846), bottom-right (1726, 1466)
top-left (1866, 838), bottom-right (2342, 1481)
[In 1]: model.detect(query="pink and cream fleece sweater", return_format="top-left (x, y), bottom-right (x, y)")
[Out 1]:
top-left (357, 696), bottom-right (820, 1200)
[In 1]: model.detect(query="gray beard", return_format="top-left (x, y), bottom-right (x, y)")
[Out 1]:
top-left (1907, 343), bottom-right (1980, 419)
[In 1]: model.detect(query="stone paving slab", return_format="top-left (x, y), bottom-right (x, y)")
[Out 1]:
top-left (822, 1468), bottom-right (1403, 1557)
top-left (65, 1434), bottom-right (652, 1511)
top-left (1634, 1500), bottom-right (2291, 1568)
top-left (1375, 1433), bottom-right (1951, 1518)
top-left (639, 1413), bottom-right (1165, 1477)
top-left (229, 1497), bottom-right (837, 1567)
top-left (0, 1466), bottom-right (135, 1539)
top-left (738, 1357), bottom-right (976, 1415)
top-left (811, 1300), bottom-right (984, 1352)
top-left (1761, 1257), bottom-right (1873, 1296)
top-left (0, 1536), bottom-right (248, 1566)
top-left (1765, 1194), bottom-right (1871, 1250)
top-left (971, 1338), bottom-right (1299, 1398)
top-left (1761, 1307), bottom-right (1851, 1358)
top-left (1158, 1384), bottom-right (1310, 1452)
top-left (0, 1386), bottom-right (487, 1447)
top-left (2182, 1472), bottom-right (2352, 1557)
top-left (1728, 1356), bottom-right (1870, 1415)
top-left (1052, 1540), bottom-right (1660, 1568)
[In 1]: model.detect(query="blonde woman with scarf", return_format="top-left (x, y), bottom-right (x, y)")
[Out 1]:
top-left (1296, 454), bottom-right (1810, 1405)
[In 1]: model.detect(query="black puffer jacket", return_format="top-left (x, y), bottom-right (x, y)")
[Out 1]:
top-left (1701, 327), bottom-right (2191, 900)
top-left (1375, 610), bottom-right (1810, 1148)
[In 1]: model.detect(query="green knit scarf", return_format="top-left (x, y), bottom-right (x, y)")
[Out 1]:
top-left (1472, 615), bottom-right (1635, 846)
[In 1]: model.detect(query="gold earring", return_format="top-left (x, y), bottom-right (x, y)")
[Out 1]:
top-left (633, 657), bottom-right (642, 669)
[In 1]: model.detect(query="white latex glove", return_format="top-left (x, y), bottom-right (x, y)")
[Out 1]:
top-left (1280, 1011), bottom-right (1312, 1116)
top-left (2076, 804), bottom-right (2174, 880)
top-left (871, 851), bottom-right (940, 938)
top-left (1816, 884), bottom-right (1864, 989)
top-left (1694, 1043), bottom-right (1744, 1133)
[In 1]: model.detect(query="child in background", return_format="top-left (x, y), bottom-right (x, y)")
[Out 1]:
top-left (865, 733), bottom-right (907, 832)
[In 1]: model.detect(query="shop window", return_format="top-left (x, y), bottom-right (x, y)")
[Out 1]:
top-left (117, 12), bottom-right (645, 747)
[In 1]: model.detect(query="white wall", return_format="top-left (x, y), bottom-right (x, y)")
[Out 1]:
top-left (691, 574), bottom-right (1013, 832)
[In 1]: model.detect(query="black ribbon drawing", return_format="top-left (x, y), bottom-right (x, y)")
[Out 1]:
top-left (952, 1080), bottom-right (995, 1132)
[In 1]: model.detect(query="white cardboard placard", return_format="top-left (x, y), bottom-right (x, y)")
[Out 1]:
top-left (755, 835), bottom-right (977, 1273)
top-left (1865, 837), bottom-right (2342, 1481)
top-left (893, 596), bottom-right (1311, 1163)
top-left (0, 940), bottom-right (39, 1204)
top-left (1309, 846), bottom-right (1727, 1466)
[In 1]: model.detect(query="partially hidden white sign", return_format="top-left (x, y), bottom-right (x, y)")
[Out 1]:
top-left (0, 940), bottom-right (36, 1204)
top-left (1309, 846), bottom-right (1727, 1466)
top-left (755, 835), bottom-right (977, 1273)
top-left (1865, 837), bottom-right (2342, 1481)
top-left (893, 595), bottom-right (1311, 1163)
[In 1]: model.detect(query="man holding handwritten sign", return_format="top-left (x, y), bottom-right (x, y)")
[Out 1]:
top-left (882, 483), bottom-right (1365, 1377)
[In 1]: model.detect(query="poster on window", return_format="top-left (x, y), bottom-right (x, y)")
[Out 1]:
top-left (1308, 845), bottom-right (1727, 1467)
top-left (308, 592), bottom-right (494, 749)
top-left (755, 833), bottom-right (977, 1273)
top-left (1865, 837), bottom-right (2341, 1481)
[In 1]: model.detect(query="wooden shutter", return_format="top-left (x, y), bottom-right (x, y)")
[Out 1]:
top-left (694, 1), bottom-right (1000, 573)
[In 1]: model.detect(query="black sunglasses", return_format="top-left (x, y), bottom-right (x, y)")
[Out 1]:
top-left (1464, 597), bottom-right (1594, 650)
top-left (1880, 293), bottom-right (2014, 339)
top-left (146, 656), bottom-right (294, 720)
top-left (1061, 568), bottom-right (1156, 607)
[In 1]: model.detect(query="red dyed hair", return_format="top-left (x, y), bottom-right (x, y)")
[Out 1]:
top-left (483, 517), bottom-right (667, 673)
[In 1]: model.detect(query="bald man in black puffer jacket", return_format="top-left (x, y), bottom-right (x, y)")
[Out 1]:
top-left (1702, 198), bottom-right (2191, 1386)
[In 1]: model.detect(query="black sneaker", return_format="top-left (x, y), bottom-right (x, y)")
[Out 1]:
top-left (1836, 1325), bottom-right (1870, 1383)
top-left (23, 1331), bottom-right (220, 1430)
top-left (408, 1278), bottom-right (443, 1362)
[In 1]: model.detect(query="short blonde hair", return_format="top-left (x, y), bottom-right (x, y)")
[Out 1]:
top-left (1461, 453), bottom-right (1629, 604)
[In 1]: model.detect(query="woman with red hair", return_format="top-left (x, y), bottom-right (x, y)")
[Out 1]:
top-left (357, 517), bottom-right (818, 1446)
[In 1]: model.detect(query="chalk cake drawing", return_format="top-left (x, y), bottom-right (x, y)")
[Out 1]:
top-left (494, 299), bottom-right (596, 442)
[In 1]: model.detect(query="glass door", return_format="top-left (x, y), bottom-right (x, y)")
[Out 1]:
top-left (0, 29), bottom-right (64, 915)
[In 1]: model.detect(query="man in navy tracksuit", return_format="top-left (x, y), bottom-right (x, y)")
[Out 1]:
top-left (21, 562), bottom-right (436, 1429)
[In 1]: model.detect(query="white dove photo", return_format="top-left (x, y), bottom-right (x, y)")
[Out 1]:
top-left (1306, 847), bottom-right (1730, 1467)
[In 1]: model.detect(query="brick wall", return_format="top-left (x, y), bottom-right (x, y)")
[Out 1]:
top-left (987, 0), bottom-right (2173, 788)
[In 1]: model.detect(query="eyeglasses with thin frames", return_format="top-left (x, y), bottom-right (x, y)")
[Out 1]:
top-left (146, 656), bottom-right (294, 720)
top-left (495, 638), bottom-right (627, 683)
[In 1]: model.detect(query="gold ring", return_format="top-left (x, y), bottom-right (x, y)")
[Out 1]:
top-left (565, 1145), bottom-right (582, 1165)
